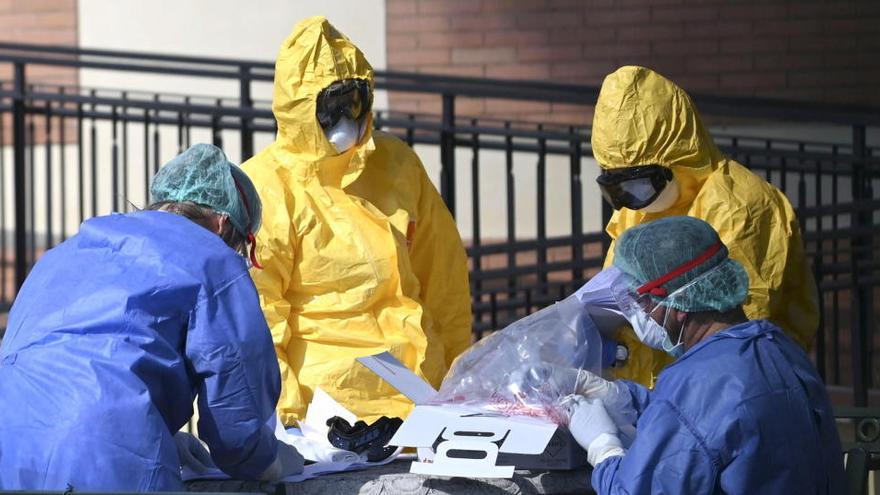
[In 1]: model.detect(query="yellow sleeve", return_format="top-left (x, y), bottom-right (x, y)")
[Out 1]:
top-left (603, 207), bottom-right (633, 268)
top-left (698, 174), bottom-right (819, 349)
top-left (410, 163), bottom-right (473, 366)
top-left (248, 169), bottom-right (306, 425)
top-left (774, 217), bottom-right (820, 349)
top-left (603, 238), bottom-right (617, 268)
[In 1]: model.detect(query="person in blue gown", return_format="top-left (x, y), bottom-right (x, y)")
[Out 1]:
top-left (0, 144), bottom-right (303, 491)
top-left (567, 216), bottom-right (844, 494)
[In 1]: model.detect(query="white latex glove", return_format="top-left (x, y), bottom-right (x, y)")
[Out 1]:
top-left (566, 396), bottom-right (626, 466)
top-left (257, 440), bottom-right (305, 480)
top-left (573, 370), bottom-right (637, 445)
top-left (174, 431), bottom-right (216, 474)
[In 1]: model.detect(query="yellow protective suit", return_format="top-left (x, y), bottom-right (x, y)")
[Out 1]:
top-left (243, 17), bottom-right (472, 425)
top-left (592, 66), bottom-right (819, 386)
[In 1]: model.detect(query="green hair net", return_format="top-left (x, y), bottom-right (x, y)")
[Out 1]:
top-left (150, 144), bottom-right (262, 238)
top-left (612, 216), bottom-right (749, 312)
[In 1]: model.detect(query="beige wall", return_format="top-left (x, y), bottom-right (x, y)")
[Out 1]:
top-left (78, 0), bottom-right (387, 110)
top-left (77, 0), bottom-right (388, 163)
top-left (62, 0), bottom-right (388, 227)
top-left (0, 0), bottom-right (77, 84)
top-left (78, 0), bottom-right (387, 69)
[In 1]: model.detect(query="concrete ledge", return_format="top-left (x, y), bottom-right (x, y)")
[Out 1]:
top-left (185, 459), bottom-right (594, 494)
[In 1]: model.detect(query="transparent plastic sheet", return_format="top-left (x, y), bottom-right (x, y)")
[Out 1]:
top-left (430, 294), bottom-right (603, 425)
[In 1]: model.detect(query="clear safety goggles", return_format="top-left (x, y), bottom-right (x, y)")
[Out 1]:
top-left (610, 272), bottom-right (663, 321)
top-left (610, 240), bottom-right (727, 321)
top-left (596, 165), bottom-right (673, 210)
top-left (316, 78), bottom-right (373, 130)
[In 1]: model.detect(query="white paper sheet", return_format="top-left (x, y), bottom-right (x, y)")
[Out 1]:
top-left (355, 352), bottom-right (438, 405)
top-left (278, 421), bottom-right (360, 465)
top-left (301, 387), bottom-right (357, 441)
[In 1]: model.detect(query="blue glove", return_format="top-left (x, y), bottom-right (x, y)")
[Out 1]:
top-left (566, 396), bottom-right (626, 466)
top-left (600, 335), bottom-right (619, 368)
top-left (174, 431), bottom-right (216, 474)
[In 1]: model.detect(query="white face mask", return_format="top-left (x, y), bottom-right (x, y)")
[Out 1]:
top-left (627, 304), bottom-right (685, 358)
top-left (325, 117), bottom-right (365, 154)
top-left (662, 313), bottom-right (686, 358)
top-left (627, 306), bottom-right (668, 350)
top-left (641, 177), bottom-right (679, 213)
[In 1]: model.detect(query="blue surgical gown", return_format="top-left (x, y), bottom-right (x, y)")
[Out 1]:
top-left (593, 320), bottom-right (845, 494)
top-left (0, 211), bottom-right (281, 491)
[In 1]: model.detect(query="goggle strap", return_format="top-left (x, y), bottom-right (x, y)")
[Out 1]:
top-left (231, 175), bottom-right (252, 223)
top-left (247, 232), bottom-right (262, 270)
top-left (636, 241), bottom-right (723, 297)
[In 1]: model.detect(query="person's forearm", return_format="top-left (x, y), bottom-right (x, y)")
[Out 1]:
top-left (619, 379), bottom-right (651, 415)
top-left (591, 454), bottom-right (625, 495)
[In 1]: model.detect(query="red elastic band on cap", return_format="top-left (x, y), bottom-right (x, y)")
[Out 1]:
top-left (247, 232), bottom-right (263, 270)
top-left (636, 241), bottom-right (723, 297)
top-left (231, 176), bottom-right (262, 270)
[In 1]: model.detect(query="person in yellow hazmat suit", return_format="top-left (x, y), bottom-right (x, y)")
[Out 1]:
top-left (242, 17), bottom-right (472, 426)
top-left (590, 66), bottom-right (819, 386)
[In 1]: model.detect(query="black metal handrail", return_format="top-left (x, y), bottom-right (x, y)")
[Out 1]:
top-left (0, 42), bottom-right (879, 123)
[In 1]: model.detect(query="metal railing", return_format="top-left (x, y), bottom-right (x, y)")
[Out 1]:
top-left (0, 43), bottom-right (878, 405)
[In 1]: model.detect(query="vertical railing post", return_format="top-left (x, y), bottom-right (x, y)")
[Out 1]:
top-left (831, 145), bottom-right (841, 385)
top-left (44, 102), bottom-right (53, 250)
top-left (851, 124), bottom-right (869, 406)
top-left (808, 146), bottom-right (826, 381)
top-left (469, 119), bottom-right (482, 332)
top-left (12, 62), bottom-right (28, 294)
top-left (866, 154), bottom-right (876, 391)
top-left (504, 122), bottom-right (516, 297)
top-left (600, 198), bottom-right (612, 259)
top-left (239, 64), bottom-right (254, 160)
top-left (536, 126), bottom-right (547, 293)
top-left (0, 86), bottom-right (7, 305)
top-left (592, 133), bottom-right (613, 260)
top-left (569, 128), bottom-right (583, 283)
top-left (212, 99), bottom-right (223, 149)
top-left (440, 94), bottom-right (456, 218)
top-left (111, 106), bottom-right (119, 213)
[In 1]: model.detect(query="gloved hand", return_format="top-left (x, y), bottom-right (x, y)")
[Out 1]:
top-left (566, 396), bottom-right (626, 466)
top-left (174, 431), bottom-right (216, 474)
top-left (572, 370), bottom-right (637, 444)
top-left (257, 440), bottom-right (305, 480)
top-left (520, 364), bottom-right (636, 446)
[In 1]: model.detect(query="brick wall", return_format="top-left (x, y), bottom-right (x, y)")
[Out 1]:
top-left (0, 0), bottom-right (78, 142)
top-left (0, 0), bottom-right (78, 85)
top-left (386, 0), bottom-right (880, 124)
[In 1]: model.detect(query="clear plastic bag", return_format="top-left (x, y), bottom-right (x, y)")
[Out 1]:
top-left (430, 294), bottom-right (603, 425)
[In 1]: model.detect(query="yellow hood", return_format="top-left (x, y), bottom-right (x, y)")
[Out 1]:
top-left (592, 66), bottom-right (724, 207)
top-left (271, 16), bottom-right (375, 185)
